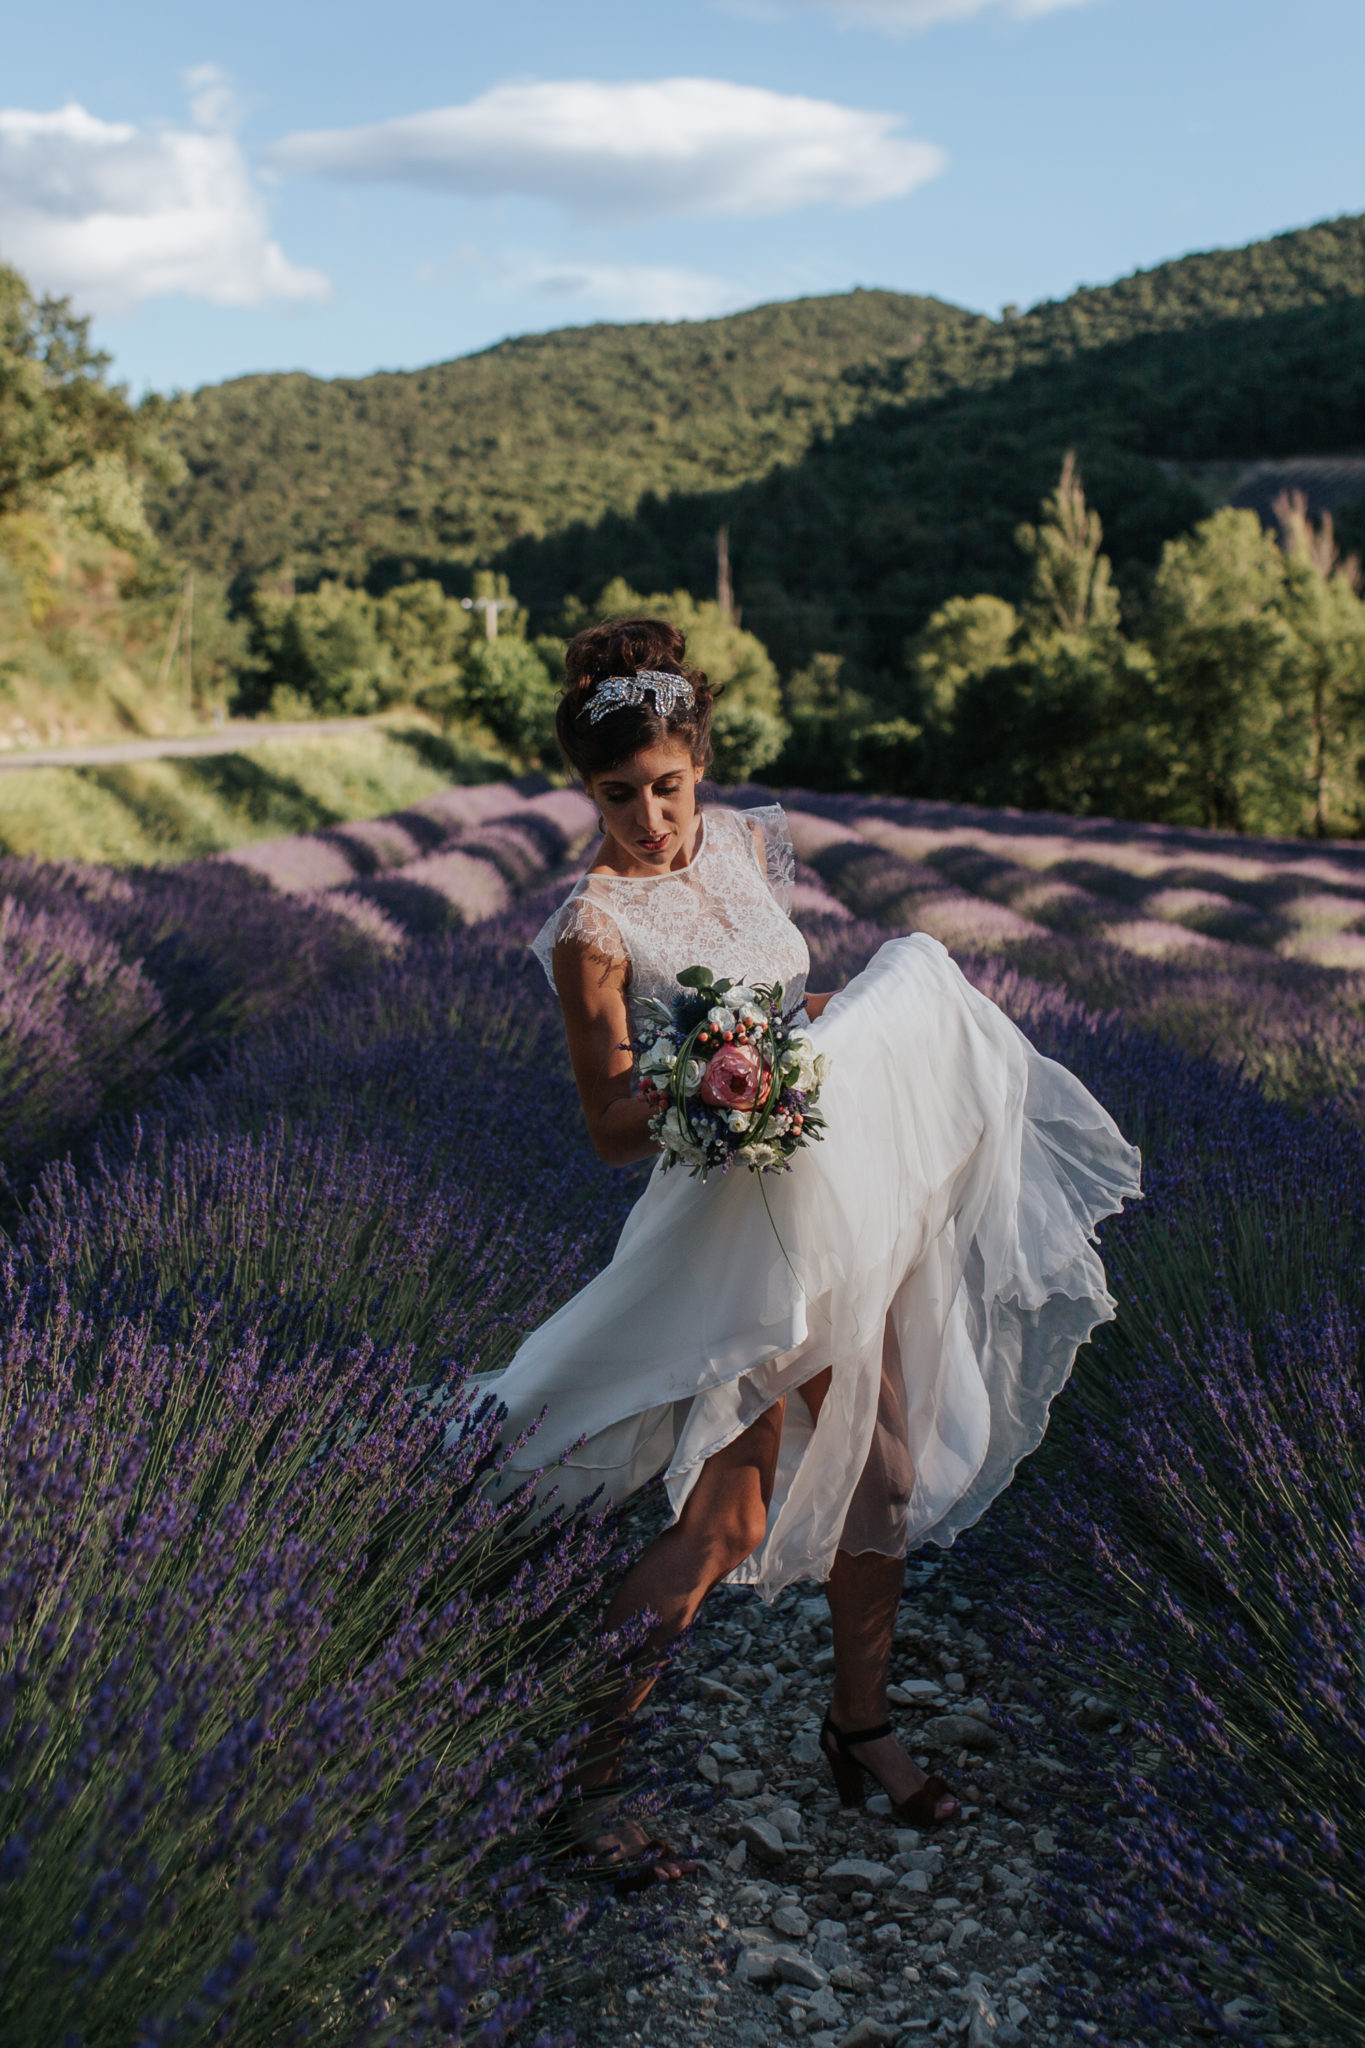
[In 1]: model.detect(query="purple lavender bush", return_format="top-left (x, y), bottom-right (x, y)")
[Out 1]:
top-left (953, 991), bottom-right (1365, 2044)
top-left (1001, 1299), bottom-right (1365, 2047)
top-left (0, 1245), bottom-right (624, 2045)
top-left (0, 878), bottom-right (653, 2043)
top-left (0, 890), bottom-right (170, 1168)
top-left (10, 786), bottom-right (1365, 2042)
top-left (806, 902), bottom-right (1365, 2040)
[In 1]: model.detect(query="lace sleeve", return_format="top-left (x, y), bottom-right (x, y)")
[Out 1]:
top-left (528, 891), bottom-right (628, 993)
top-left (739, 803), bottom-right (796, 915)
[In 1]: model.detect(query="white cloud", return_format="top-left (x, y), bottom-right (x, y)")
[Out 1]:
top-left (423, 246), bottom-right (748, 322)
top-left (273, 77), bottom-right (945, 221)
top-left (527, 260), bottom-right (745, 321)
top-left (796, 0), bottom-right (1093, 27)
top-left (0, 74), bottom-right (328, 314)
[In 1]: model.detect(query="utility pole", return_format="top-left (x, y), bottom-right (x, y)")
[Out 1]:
top-left (716, 524), bottom-right (735, 624)
top-left (462, 594), bottom-right (516, 640)
top-left (183, 572), bottom-right (194, 712)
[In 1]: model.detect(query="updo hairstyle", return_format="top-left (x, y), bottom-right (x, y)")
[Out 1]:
top-left (557, 615), bottom-right (718, 781)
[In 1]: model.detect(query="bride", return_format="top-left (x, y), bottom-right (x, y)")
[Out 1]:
top-left (488, 614), bottom-right (1141, 1883)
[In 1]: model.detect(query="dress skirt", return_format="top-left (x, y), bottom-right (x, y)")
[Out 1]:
top-left (480, 935), bottom-right (1141, 1599)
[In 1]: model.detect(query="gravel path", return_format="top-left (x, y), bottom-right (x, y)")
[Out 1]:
top-left (538, 1527), bottom-right (1094, 2048)
top-left (0, 716), bottom-right (379, 772)
top-left (533, 1498), bottom-right (1278, 2048)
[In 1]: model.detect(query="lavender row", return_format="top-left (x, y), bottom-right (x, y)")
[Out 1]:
top-left (0, 784), bottom-right (597, 1179)
top-left (737, 789), bottom-right (1365, 1119)
top-left (799, 897), bottom-right (1365, 2041)
top-left (6, 791), bottom-right (1363, 2041)
top-left (0, 907), bottom-right (654, 2044)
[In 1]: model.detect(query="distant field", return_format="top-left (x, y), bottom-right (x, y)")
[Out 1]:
top-left (0, 716), bottom-right (511, 863)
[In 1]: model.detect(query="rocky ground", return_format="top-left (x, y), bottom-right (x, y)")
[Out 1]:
top-left (537, 1540), bottom-right (1111, 2048)
top-left (535, 1526), bottom-right (1285, 2048)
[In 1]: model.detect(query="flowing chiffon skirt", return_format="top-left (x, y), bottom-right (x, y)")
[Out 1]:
top-left (481, 935), bottom-right (1141, 1599)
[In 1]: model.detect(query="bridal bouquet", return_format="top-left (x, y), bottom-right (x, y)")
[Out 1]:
top-left (634, 965), bottom-right (829, 1179)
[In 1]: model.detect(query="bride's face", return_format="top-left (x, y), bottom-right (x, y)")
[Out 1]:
top-left (588, 739), bottom-right (704, 874)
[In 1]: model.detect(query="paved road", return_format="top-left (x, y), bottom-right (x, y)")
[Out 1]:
top-left (0, 718), bottom-right (380, 774)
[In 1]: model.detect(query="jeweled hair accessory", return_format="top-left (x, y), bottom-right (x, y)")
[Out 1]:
top-left (582, 670), bottom-right (696, 723)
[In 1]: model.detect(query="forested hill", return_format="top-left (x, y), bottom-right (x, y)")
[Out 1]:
top-left (150, 290), bottom-right (981, 585)
top-left (153, 211), bottom-right (1365, 658)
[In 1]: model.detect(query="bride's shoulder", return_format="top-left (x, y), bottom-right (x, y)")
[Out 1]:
top-left (704, 801), bottom-right (795, 909)
top-left (703, 799), bottom-right (788, 841)
top-left (529, 884), bottom-right (627, 990)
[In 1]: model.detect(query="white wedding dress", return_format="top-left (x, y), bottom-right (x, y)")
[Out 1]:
top-left (482, 803), bottom-right (1140, 1599)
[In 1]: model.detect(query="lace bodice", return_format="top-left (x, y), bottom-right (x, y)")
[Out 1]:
top-left (530, 803), bottom-right (810, 1021)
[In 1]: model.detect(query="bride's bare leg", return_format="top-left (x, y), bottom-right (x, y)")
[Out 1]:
top-left (602, 1396), bottom-right (785, 1720)
top-left (562, 1401), bottom-right (785, 1877)
top-left (799, 1367), bottom-right (959, 1821)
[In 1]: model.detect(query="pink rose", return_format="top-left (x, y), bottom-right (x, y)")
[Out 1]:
top-left (700, 1041), bottom-right (769, 1111)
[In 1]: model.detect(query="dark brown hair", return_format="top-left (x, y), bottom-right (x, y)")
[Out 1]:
top-left (556, 615), bottom-right (718, 780)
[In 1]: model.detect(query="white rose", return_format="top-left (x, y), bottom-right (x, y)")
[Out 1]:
top-left (737, 1001), bottom-right (766, 1033)
top-left (726, 983), bottom-right (757, 1011)
top-left (680, 1058), bottom-right (705, 1095)
top-left (661, 1108), bottom-right (707, 1163)
top-left (706, 1005), bottom-right (737, 1033)
top-left (726, 1110), bottom-right (752, 1134)
top-left (639, 1035), bottom-right (676, 1076)
top-left (782, 1032), bottom-right (818, 1092)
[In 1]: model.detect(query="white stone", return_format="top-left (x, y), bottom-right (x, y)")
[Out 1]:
top-left (775, 1951), bottom-right (830, 1991)
top-left (822, 1856), bottom-right (896, 1895)
top-left (725, 1768), bottom-right (763, 1797)
top-left (742, 1816), bottom-right (788, 1865)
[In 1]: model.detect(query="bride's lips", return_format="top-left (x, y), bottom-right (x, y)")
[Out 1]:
top-left (638, 834), bottom-right (669, 854)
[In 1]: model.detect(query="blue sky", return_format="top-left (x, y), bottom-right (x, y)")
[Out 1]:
top-left (3, 0), bottom-right (1363, 395)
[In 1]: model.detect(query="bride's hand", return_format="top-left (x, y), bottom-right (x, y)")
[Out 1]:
top-left (803, 991), bottom-right (835, 1020)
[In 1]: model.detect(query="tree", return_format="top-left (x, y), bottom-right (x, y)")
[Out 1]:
top-left (456, 638), bottom-right (559, 766)
top-left (780, 652), bottom-right (879, 789)
top-left (1140, 509), bottom-right (1306, 832)
top-left (1015, 451), bottom-right (1121, 637)
top-left (1274, 491), bottom-right (1365, 835)
top-left (0, 263), bottom-right (167, 514)
top-left (906, 462), bottom-right (1159, 817)
top-left (238, 580), bottom-right (398, 718)
top-left (375, 579), bottom-right (473, 698)
top-left (907, 593), bottom-right (1019, 730)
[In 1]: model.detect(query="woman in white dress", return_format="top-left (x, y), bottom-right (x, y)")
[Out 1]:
top-left (493, 616), bottom-right (1141, 1882)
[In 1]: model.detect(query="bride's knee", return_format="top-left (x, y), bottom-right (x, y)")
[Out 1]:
top-left (710, 1498), bottom-right (770, 1575)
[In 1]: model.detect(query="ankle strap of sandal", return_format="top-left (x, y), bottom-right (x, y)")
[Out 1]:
top-left (822, 1713), bottom-right (892, 1753)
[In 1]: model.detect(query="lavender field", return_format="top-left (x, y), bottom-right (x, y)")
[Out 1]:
top-left (1, 781), bottom-right (1361, 2047)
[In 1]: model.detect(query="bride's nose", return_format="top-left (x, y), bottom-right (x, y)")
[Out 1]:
top-left (640, 793), bottom-right (668, 834)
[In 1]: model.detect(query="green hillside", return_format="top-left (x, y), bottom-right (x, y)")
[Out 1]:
top-left (151, 290), bottom-right (979, 587)
top-left (153, 213), bottom-right (1365, 669)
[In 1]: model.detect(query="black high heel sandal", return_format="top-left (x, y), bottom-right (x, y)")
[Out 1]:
top-left (540, 1784), bottom-right (697, 1892)
top-left (820, 1711), bottom-right (961, 1827)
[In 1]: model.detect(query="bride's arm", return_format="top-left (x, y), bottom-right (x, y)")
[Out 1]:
top-left (553, 937), bottom-right (660, 1167)
top-left (742, 815), bottom-right (836, 1023)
